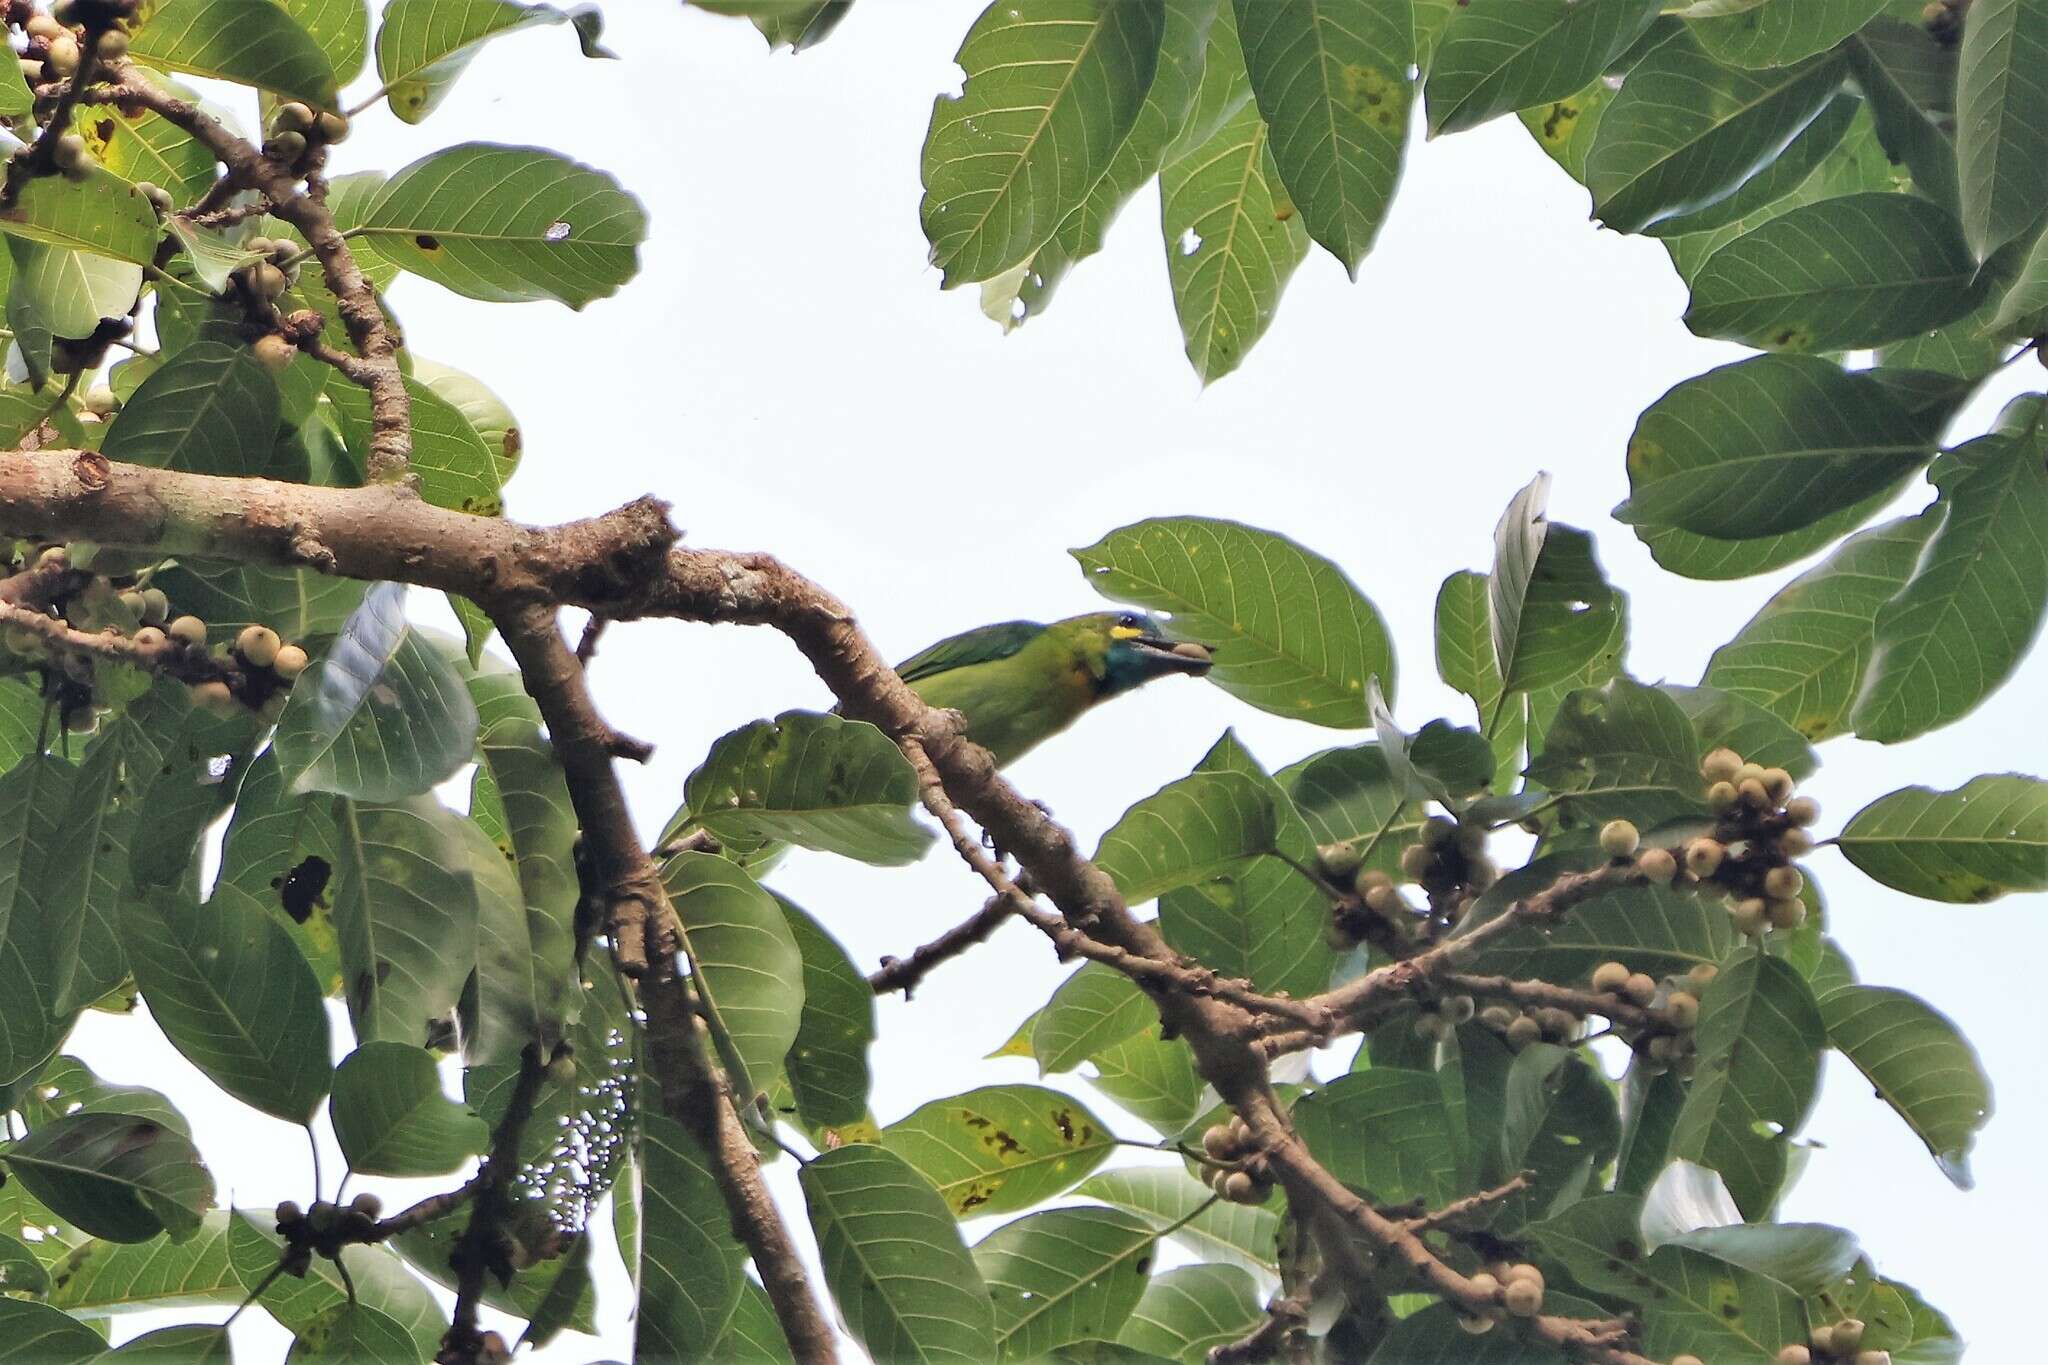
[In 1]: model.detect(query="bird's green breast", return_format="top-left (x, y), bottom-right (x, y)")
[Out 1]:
top-left (907, 636), bottom-right (1099, 766)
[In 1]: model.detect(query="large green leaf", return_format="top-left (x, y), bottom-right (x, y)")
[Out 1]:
top-left (0, 1299), bottom-right (107, 1364)
top-left (1644, 93), bottom-right (1860, 239)
top-left (1588, 40), bottom-right (1843, 234)
top-left (101, 342), bottom-right (281, 477)
top-left (0, 756), bottom-right (75, 1088)
top-left (1075, 516), bottom-right (1394, 724)
top-left (153, 559), bottom-right (366, 642)
top-left (44, 1210), bottom-right (242, 1315)
top-left (1702, 512), bottom-right (1937, 741)
top-left (1465, 858), bottom-right (1739, 984)
top-left (802, 1144), bottom-right (998, 1363)
top-left (706, 1280), bottom-right (801, 1364)
top-left (1616, 354), bottom-right (1935, 539)
top-left (1116, 1264), bottom-right (1265, 1364)
top-left (274, 0), bottom-right (370, 83)
top-left (1853, 420), bottom-right (2048, 741)
top-left (681, 711), bottom-right (932, 865)
top-left (375, 0), bottom-right (610, 123)
top-left (659, 853), bottom-right (805, 1097)
top-left (634, 1112), bottom-right (747, 1361)
top-left (1435, 570), bottom-right (1521, 787)
top-left (122, 885), bottom-right (331, 1124)
top-left (1955, 0), bottom-right (2048, 255)
top-left (1294, 1069), bottom-right (1459, 1205)
top-left (215, 748), bottom-right (344, 993)
top-left (1076, 1166), bottom-right (1280, 1277)
top-left (327, 1041), bottom-right (487, 1177)
top-left (1232, 0), bottom-right (1410, 275)
top-left (977, 1207), bottom-right (1157, 1359)
top-left (327, 375), bottom-right (503, 515)
top-left (1526, 675), bottom-right (1707, 828)
top-left (1158, 98), bottom-right (1310, 383)
top-left (779, 896), bottom-right (876, 1127)
top-left (1687, 0), bottom-right (1888, 68)
top-left (1093, 770), bottom-right (1279, 904)
top-left (131, 0), bottom-right (339, 106)
top-left (0, 170), bottom-right (162, 265)
top-left (1488, 473), bottom-right (1623, 695)
top-left (359, 144), bottom-right (645, 307)
top-left (1660, 683), bottom-right (1816, 781)
top-left (1, 1113), bottom-right (213, 1244)
top-left (226, 1212), bottom-right (445, 1360)
top-left (1992, 221), bottom-right (2048, 338)
top-left (919, 0), bottom-right (1166, 287)
top-left (286, 1303), bottom-right (415, 1364)
top-left (272, 583), bottom-right (479, 801)
top-left (1837, 774), bottom-right (2048, 903)
top-left (1426, 0), bottom-right (1662, 135)
top-left (1034, 963), bottom-right (1156, 1075)
top-left (1080, 1025), bottom-right (1204, 1137)
top-left (881, 1083), bottom-right (1118, 1218)
top-left (1686, 193), bottom-right (1981, 350)
top-left (329, 796), bottom-right (484, 1049)
top-left (18, 1058), bottom-right (191, 1141)
top-left (1669, 952), bottom-right (1824, 1218)
top-left (1843, 17), bottom-right (1959, 215)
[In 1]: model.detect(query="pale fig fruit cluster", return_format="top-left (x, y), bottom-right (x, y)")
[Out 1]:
top-left (1197, 1115), bottom-right (1274, 1205)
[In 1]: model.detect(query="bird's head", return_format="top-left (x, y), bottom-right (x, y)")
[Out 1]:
top-left (1060, 611), bottom-right (1215, 697)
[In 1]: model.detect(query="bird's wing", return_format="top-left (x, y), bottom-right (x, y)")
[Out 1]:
top-left (894, 620), bottom-right (1044, 684)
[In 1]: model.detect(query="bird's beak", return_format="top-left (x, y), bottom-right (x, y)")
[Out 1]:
top-left (1133, 634), bottom-right (1215, 676)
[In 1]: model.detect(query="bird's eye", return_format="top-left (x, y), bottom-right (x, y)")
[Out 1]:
top-left (1118, 614), bottom-right (1141, 629)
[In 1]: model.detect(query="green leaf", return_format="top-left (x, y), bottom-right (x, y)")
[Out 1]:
top-left (1853, 421), bottom-right (2048, 742)
top-left (18, 1056), bottom-right (192, 1140)
top-left (1232, 0), bottom-right (1411, 275)
top-left (131, 0), bottom-right (339, 106)
top-left (327, 1042), bottom-right (486, 1177)
top-left (1702, 512), bottom-right (1938, 741)
top-left (215, 748), bottom-right (343, 992)
top-left (226, 1212), bottom-right (445, 1359)
top-left (72, 71), bottom-right (216, 210)
top-left (273, 0), bottom-right (371, 84)
top-left (681, 710), bottom-right (932, 865)
top-left (976, 1206), bottom-right (1157, 1359)
top-left (44, 1210), bottom-right (241, 1315)
top-left (411, 357), bottom-right (521, 484)
top-left (1093, 770), bottom-right (1279, 904)
top-left (0, 170), bottom-right (162, 266)
top-left (1075, 516), bottom-right (1394, 724)
top-left (1644, 93), bottom-right (1860, 239)
top-left (1034, 963), bottom-right (1156, 1074)
top-left (1464, 857), bottom-right (1741, 983)
top-left (1991, 219), bottom-right (2048, 337)
top-left (1434, 570), bottom-right (1522, 787)
top-left (1, 1113), bottom-right (213, 1244)
top-left (102, 1325), bottom-right (232, 1363)
top-left (706, 1280), bottom-right (800, 1364)
top-left (881, 1083), bottom-right (1118, 1217)
top-left (1659, 683), bottom-right (1816, 781)
top-left (359, 144), bottom-right (645, 308)
top-left (272, 583), bottom-right (479, 801)
top-left (661, 852), bottom-right (805, 1097)
top-left (1078, 1026), bottom-right (1204, 1137)
top-left (634, 1113), bottom-right (746, 1361)
top-left (1688, 0), bottom-right (1888, 68)
top-left (1843, 18), bottom-right (1959, 215)
top-left (1295, 1069), bottom-right (1458, 1204)
top-left (1588, 41), bottom-right (1844, 235)
top-left (101, 342), bottom-right (281, 477)
top-left (779, 896), bottom-right (877, 1127)
top-left (0, 1230), bottom-right (48, 1297)
top-left (0, 1299), bottom-right (112, 1364)
top-left (327, 375), bottom-right (504, 515)
top-left (1616, 355), bottom-right (1935, 539)
top-left (1686, 193), bottom-right (1982, 350)
top-left (1956, 0), bottom-right (2048, 255)
top-left (1116, 1264), bottom-right (1265, 1364)
top-left (154, 559), bottom-right (365, 642)
top-left (375, 0), bottom-right (611, 124)
top-left (1837, 774), bottom-right (2048, 903)
top-left (285, 1302), bottom-right (415, 1365)
top-left (1426, 0), bottom-right (1662, 135)
top-left (1526, 675), bottom-right (1707, 827)
top-left (1811, 973), bottom-right (1991, 1187)
top-left (1519, 75), bottom-right (1620, 183)
top-left (122, 885), bottom-right (331, 1124)
top-left (0, 755), bottom-right (77, 1089)
top-left (1669, 951), bottom-right (1824, 1218)
top-left (329, 796), bottom-right (484, 1049)
top-left (1076, 1166), bottom-right (1280, 1277)
top-left (1277, 742), bottom-right (1425, 872)
top-left (919, 0), bottom-right (1167, 287)
top-left (801, 1143), bottom-right (998, 1362)
top-left (1158, 99), bottom-right (1310, 383)
top-left (8, 239), bottom-right (143, 342)
top-left (1488, 473), bottom-right (1623, 695)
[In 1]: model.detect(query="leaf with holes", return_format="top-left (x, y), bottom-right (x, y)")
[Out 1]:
top-left (272, 583), bottom-right (478, 801)
top-left (976, 1206), bottom-right (1158, 1359)
top-left (0, 1113), bottom-right (213, 1244)
top-left (881, 1083), bottom-right (1118, 1218)
top-left (327, 1042), bottom-right (486, 1177)
top-left (1838, 775), bottom-right (2048, 904)
top-left (376, 0), bottom-right (611, 123)
top-left (131, 0), bottom-right (339, 106)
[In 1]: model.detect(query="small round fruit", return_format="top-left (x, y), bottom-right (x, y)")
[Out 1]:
top-left (275, 1199), bottom-right (302, 1225)
top-left (51, 132), bottom-right (86, 170)
top-left (1647, 1034), bottom-right (1680, 1064)
top-left (1324, 922), bottom-right (1356, 952)
top-left (1638, 848), bottom-right (1678, 885)
top-left (139, 587), bottom-right (169, 623)
top-left (1445, 994), bottom-right (1475, 1024)
top-left (1763, 865), bottom-right (1804, 899)
top-left (1852, 1352), bottom-right (1890, 1365)
top-left (1785, 795), bottom-right (1821, 826)
top-left (1456, 822), bottom-right (1489, 856)
top-left (1623, 972), bottom-right (1658, 1007)
top-left (193, 680), bottom-right (237, 715)
top-left (236, 624), bottom-right (281, 666)
top-left (94, 28), bottom-right (126, 61)
top-left (1738, 777), bottom-right (1771, 809)
top-left (1762, 768), bottom-right (1796, 804)
top-left (1399, 843), bottom-right (1432, 881)
top-left (350, 1191), bottom-right (383, 1217)
top-left (1833, 1318), bottom-right (1866, 1353)
top-left (1766, 897), bottom-right (1806, 931)
top-left (25, 13), bottom-right (62, 40)
top-left (1535, 1007), bottom-right (1578, 1041)
top-left (1504, 1264), bottom-right (1543, 1289)
top-left (18, 58), bottom-right (43, 83)
top-left (272, 101), bottom-right (315, 134)
top-left (1685, 838), bottom-right (1725, 878)
top-left (271, 643), bottom-right (309, 679)
top-left (306, 1200), bottom-right (335, 1232)
top-left (1414, 1012), bottom-right (1452, 1042)
top-left (1202, 1125), bottom-right (1234, 1159)
top-left (1455, 1311), bottom-right (1495, 1335)
top-left (1778, 828), bottom-right (1815, 858)
top-left (136, 180), bottom-right (173, 214)
top-left (315, 110), bottom-right (350, 143)
top-left (1731, 898), bottom-right (1767, 936)
top-left (1700, 747), bottom-right (1743, 783)
top-left (33, 544), bottom-right (67, 572)
top-left (1673, 1357), bottom-right (1705, 1365)
top-left (1221, 1171), bottom-right (1258, 1203)
top-left (83, 385), bottom-right (117, 415)
top-left (1478, 1005), bottom-right (1515, 1031)
top-left (63, 705), bottom-right (97, 733)
top-left (1665, 991), bottom-right (1700, 1029)
top-left (1775, 1347), bottom-right (1811, 1365)
top-left (250, 333), bottom-right (296, 373)
top-left (167, 614), bottom-right (207, 647)
top-left (1599, 819), bottom-right (1640, 859)
top-left (1505, 1015), bottom-right (1541, 1050)
top-left (1591, 960), bottom-right (1631, 994)
top-left (1466, 1272), bottom-right (1500, 1302)
top-left (248, 261), bottom-right (287, 300)
top-left (1317, 842), bottom-right (1362, 880)
top-left (1502, 1278), bottom-right (1543, 1317)
top-left (1364, 882), bottom-right (1405, 916)
top-left (1687, 963), bottom-right (1720, 990)
top-left (1706, 779), bottom-right (1739, 812)
top-left (44, 31), bottom-right (77, 76)
top-left (263, 130), bottom-right (307, 165)
top-left (1735, 762), bottom-right (1766, 785)
top-left (1421, 816), bottom-right (1457, 849)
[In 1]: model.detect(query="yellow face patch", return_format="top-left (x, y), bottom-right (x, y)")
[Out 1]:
top-left (1110, 624), bottom-right (1145, 640)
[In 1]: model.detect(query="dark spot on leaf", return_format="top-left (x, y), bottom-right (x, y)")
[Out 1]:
top-left (278, 855), bottom-right (330, 923)
top-left (415, 234), bottom-right (440, 251)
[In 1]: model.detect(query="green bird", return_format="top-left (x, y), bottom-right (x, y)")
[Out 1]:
top-left (895, 611), bottom-right (1214, 766)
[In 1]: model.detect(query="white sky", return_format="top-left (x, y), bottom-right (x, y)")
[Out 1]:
top-left (63, 2), bottom-right (2048, 1359)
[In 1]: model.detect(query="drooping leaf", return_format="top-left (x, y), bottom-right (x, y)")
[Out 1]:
top-left (681, 711), bottom-right (932, 865)
top-left (121, 884), bottom-right (332, 1124)
top-left (634, 1112), bottom-right (747, 1362)
top-left (1837, 774), bottom-right (2048, 903)
top-left (1075, 517), bottom-right (1394, 723)
top-left (1233, 0), bottom-right (1411, 275)
top-left (0, 169), bottom-right (162, 266)
top-left (1158, 98), bottom-right (1310, 383)
top-left (919, 0), bottom-right (1167, 287)
top-left (1639, 1160), bottom-right (1860, 1293)
top-left (1093, 770), bottom-right (1279, 905)
top-left (1843, 17), bottom-right (1959, 215)
top-left (1426, 0), bottom-right (1663, 135)
top-left (1687, 0), bottom-right (1888, 69)
top-left (375, 0), bottom-right (611, 123)
top-left (976, 1206), bottom-right (1158, 1359)
top-left (130, 0), bottom-right (340, 106)
top-left (880, 1083), bottom-right (1118, 1218)
top-left (327, 1041), bottom-right (487, 1177)
top-left (1, 1113), bottom-right (213, 1244)
top-left (1034, 963), bottom-right (1156, 1075)
top-left (0, 755), bottom-right (76, 1089)
top-left (778, 896), bottom-right (877, 1127)
top-left (1488, 473), bottom-right (1623, 695)
top-left (1813, 976), bottom-right (1991, 1188)
top-left (1686, 193), bottom-right (1982, 350)
top-left (359, 144), bottom-right (646, 307)
top-left (272, 583), bottom-right (479, 801)
top-left (1616, 355), bottom-right (1935, 539)
top-left (1955, 0), bottom-right (2048, 256)
top-left (660, 853), bottom-right (805, 1098)
top-left (801, 1143), bottom-right (998, 1362)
